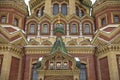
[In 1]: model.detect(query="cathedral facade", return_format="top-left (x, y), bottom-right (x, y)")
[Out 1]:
top-left (0, 0), bottom-right (120, 80)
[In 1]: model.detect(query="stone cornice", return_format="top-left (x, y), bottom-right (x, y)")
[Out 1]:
top-left (24, 45), bottom-right (95, 55)
top-left (0, 44), bottom-right (24, 56)
top-left (30, 0), bottom-right (45, 10)
top-left (0, 1), bottom-right (28, 15)
top-left (38, 69), bottom-right (79, 75)
top-left (96, 44), bottom-right (120, 56)
top-left (93, 1), bottom-right (120, 15)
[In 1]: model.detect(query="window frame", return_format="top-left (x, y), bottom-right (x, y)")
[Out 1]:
top-left (82, 22), bottom-right (93, 35)
top-left (80, 63), bottom-right (87, 80)
top-left (53, 3), bottom-right (59, 15)
top-left (36, 6), bottom-right (45, 17)
top-left (41, 23), bottom-right (49, 34)
top-left (114, 15), bottom-right (120, 23)
top-left (84, 24), bottom-right (91, 34)
top-left (61, 3), bottom-right (67, 15)
top-left (1, 16), bottom-right (7, 23)
top-left (29, 24), bottom-right (36, 35)
top-left (75, 6), bottom-right (85, 17)
top-left (71, 24), bottom-right (78, 35)
top-left (14, 18), bottom-right (19, 27)
top-left (101, 17), bottom-right (106, 26)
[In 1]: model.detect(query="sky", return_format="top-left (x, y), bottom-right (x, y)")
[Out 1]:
top-left (24, 0), bottom-right (96, 5)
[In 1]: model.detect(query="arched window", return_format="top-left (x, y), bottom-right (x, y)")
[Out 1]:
top-left (1, 16), bottom-right (6, 23)
top-left (80, 10), bottom-right (84, 17)
top-left (49, 62), bottom-right (54, 69)
top-left (114, 15), bottom-right (119, 23)
top-left (30, 24), bottom-right (35, 34)
top-left (41, 7), bottom-right (44, 16)
top-left (80, 63), bottom-right (87, 80)
top-left (56, 62), bottom-right (61, 69)
top-left (53, 3), bottom-right (59, 15)
top-left (101, 18), bottom-right (106, 26)
top-left (42, 24), bottom-right (49, 34)
top-left (76, 7), bottom-right (79, 16)
top-left (14, 18), bottom-right (18, 26)
top-left (36, 10), bottom-right (41, 17)
top-left (63, 62), bottom-right (68, 69)
top-left (71, 24), bottom-right (77, 34)
top-left (61, 4), bottom-right (67, 15)
top-left (84, 24), bottom-right (90, 34)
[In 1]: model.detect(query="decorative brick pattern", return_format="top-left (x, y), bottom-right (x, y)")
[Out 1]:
top-left (100, 57), bottom-right (110, 80)
top-left (9, 57), bottom-right (20, 80)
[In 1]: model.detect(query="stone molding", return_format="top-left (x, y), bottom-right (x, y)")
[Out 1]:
top-left (0, 44), bottom-right (24, 56)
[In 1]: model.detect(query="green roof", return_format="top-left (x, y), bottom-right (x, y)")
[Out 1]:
top-left (50, 37), bottom-right (68, 54)
top-left (50, 23), bottom-right (68, 54)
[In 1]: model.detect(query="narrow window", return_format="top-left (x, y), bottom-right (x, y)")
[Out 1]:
top-left (56, 62), bottom-right (61, 69)
top-left (80, 10), bottom-right (84, 17)
top-left (30, 24), bottom-right (35, 34)
top-left (80, 64), bottom-right (87, 80)
top-left (71, 24), bottom-right (77, 34)
top-left (84, 24), bottom-right (90, 34)
top-left (42, 24), bottom-right (49, 34)
top-left (36, 10), bottom-right (41, 17)
top-left (61, 4), bottom-right (67, 15)
top-left (49, 62), bottom-right (54, 69)
top-left (1, 16), bottom-right (6, 23)
top-left (32, 64), bottom-right (38, 80)
top-left (63, 62), bottom-right (68, 69)
top-left (41, 7), bottom-right (44, 16)
top-left (14, 18), bottom-right (18, 26)
top-left (101, 18), bottom-right (106, 26)
top-left (114, 15), bottom-right (119, 23)
top-left (76, 7), bottom-right (79, 16)
top-left (53, 3), bottom-right (59, 15)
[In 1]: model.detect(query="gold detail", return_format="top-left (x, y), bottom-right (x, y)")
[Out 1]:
top-left (57, 16), bottom-right (61, 24)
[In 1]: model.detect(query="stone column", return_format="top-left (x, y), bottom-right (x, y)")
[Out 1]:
top-left (69, 0), bottom-right (75, 15)
top-left (25, 24), bottom-right (27, 34)
top-left (37, 23), bottom-right (40, 37)
top-left (79, 22), bottom-right (82, 36)
top-left (0, 52), bottom-right (12, 80)
top-left (108, 52), bottom-right (119, 80)
top-left (67, 23), bottom-right (69, 36)
top-left (44, 0), bottom-right (52, 15)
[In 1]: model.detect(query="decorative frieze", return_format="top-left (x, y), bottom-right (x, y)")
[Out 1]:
top-left (96, 44), bottom-right (120, 56)
top-left (0, 44), bottom-right (24, 56)
top-left (25, 45), bottom-right (95, 55)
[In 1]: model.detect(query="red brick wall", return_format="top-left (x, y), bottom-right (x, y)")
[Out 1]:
top-left (70, 54), bottom-right (96, 80)
top-left (116, 55), bottom-right (120, 79)
top-left (23, 54), bottom-right (44, 80)
top-left (23, 53), bottom-right (97, 80)
top-left (9, 57), bottom-right (20, 80)
top-left (0, 55), bottom-right (3, 75)
top-left (99, 57), bottom-right (110, 80)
